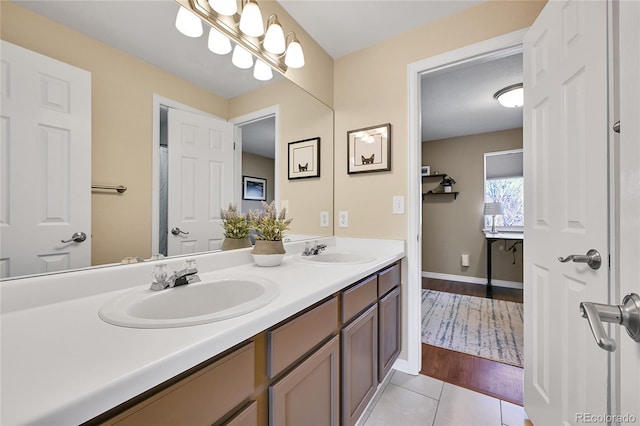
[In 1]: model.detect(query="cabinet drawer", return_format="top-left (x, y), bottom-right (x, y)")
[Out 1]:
top-left (268, 296), bottom-right (339, 378)
top-left (341, 275), bottom-right (377, 323)
top-left (106, 342), bottom-right (255, 426)
top-left (378, 262), bottom-right (400, 296)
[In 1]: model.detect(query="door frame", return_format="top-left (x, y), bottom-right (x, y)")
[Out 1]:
top-left (404, 29), bottom-right (529, 374)
top-left (151, 94), bottom-right (227, 256)
top-left (229, 105), bottom-right (280, 207)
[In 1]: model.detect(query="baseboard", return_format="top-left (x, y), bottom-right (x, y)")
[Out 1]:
top-left (421, 271), bottom-right (523, 290)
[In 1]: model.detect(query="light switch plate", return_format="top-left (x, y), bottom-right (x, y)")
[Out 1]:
top-left (338, 211), bottom-right (349, 228)
top-left (320, 211), bottom-right (329, 227)
top-left (392, 196), bottom-right (405, 214)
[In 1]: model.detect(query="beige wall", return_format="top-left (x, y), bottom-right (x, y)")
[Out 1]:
top-left (333, 1), bottom-right (544, 240)
top-left (241, 152), bottom-right (275, 213)
top-left (422, 128), bottom-right (523, 283)
top-left (229, 79), bottom-right (334, 236)
top-left (1, 2), bottom-right (229, 266)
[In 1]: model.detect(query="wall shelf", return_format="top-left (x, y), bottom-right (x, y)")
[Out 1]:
top-left (422, 190), bottom-right (459, 200)
top-left (421, 173), bottom-right (448, 180)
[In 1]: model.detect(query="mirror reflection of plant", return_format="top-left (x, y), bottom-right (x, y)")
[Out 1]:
top-left (249, 201), bottom-right (293, 241)
top-left (220, 203), bottom-right (250, 239)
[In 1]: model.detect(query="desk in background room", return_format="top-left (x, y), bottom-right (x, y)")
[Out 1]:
top-left (484, 231), bottom-right (524, 298)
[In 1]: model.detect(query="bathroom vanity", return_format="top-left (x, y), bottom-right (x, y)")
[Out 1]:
top-left (0, 237), bottom-right (404, 425)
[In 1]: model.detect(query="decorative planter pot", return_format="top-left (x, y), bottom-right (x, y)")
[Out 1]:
top-left (251, 240), bottom-right (286, 267)
top-left (221, 237), bottom-right (252, 251)
top-left (444, 186), bottom-right (452, 193)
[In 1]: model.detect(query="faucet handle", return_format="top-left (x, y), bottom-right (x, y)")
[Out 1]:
top-left (152, 263), bottom-right (170, 283)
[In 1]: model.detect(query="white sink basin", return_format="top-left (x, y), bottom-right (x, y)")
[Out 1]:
top-left (99, 275), bottom-right (278, 328)
top-left (295, 252), bottom-right (375, 265)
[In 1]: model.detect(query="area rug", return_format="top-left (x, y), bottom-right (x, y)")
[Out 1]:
top-left (421, 289), bottom-right (524, 367)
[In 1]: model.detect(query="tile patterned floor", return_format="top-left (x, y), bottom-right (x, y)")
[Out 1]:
top-left (358, 370), bottom-right (528, 426)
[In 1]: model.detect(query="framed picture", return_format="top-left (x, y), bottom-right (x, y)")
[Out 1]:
top-left (421, 165), bottom-right (431, 176)
top-left (347, 123), bottom-right (391, 174)
top-left (242, 176), bottom-right (267, 201)
top-left (288, 137), bottom-right (320, 180)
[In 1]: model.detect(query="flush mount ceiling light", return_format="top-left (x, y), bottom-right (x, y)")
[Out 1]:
top-left (493, 83), bottom-right (524, 108)
top-left (174, 0), bottom-right (305, 78)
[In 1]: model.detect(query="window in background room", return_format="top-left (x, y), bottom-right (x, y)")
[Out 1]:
top-left (484, 149), bottom-right (524, 230)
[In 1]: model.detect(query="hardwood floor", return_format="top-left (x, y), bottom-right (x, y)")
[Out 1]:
top-left (419, 277), bottom-right (524, 405)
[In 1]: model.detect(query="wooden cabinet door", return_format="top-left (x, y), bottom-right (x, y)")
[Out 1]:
top-left (378, 286), bottom-right (401, 381)
top-left (341, 304), bottom-right (378, 426)
top-left (269, 336), bottom-right (340, 426)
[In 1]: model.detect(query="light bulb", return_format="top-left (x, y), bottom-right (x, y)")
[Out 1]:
top-left (285, 34), bottom-right (305, 68)
top-left (263, 15), bottom-right (285, 54)
top-left (207, 27), bottom-right (232, 55)
top-left (239, 0), bottom-right (264, 37)
top-left (253, 59), bottom-right (273, 81)
top-left (208, 0), bottom-right (237, 16)
top-left (175, 6), bottom-right (203, 38)
top-left (232, 45), bottom-right (254, 69)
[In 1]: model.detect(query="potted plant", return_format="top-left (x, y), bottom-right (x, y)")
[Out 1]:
top-left (248, 201), bottom-right (293, 266)
top-left (220, 203), bottom-right (252, 251)
top-left (440, 176), bottom-right (456, 193)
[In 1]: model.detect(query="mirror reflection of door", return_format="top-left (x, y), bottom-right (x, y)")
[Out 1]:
top-left (0, 41), bottom-right (91, 278)
top-left (157, 105), bottom-right (234, 257)
top-left (239, 117), bottom-right (275, 214)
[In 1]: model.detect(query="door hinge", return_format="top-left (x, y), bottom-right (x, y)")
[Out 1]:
top-left (608, 254), bottom-right (611, 270)
top-left (233, 142), bottom-right (236, 150)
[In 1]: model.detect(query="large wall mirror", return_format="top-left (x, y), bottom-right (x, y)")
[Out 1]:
top-left (0, 0), bottom-right (334, 280)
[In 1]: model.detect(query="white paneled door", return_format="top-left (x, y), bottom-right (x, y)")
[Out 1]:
top-left (0, 41), bottom-right (91, 278)
top-left (167, 108), bottom-right (234, 256)
top-left (524, 1), bottom-right (610, 424)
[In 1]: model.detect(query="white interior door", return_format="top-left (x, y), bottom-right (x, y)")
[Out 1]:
top-left (523, 1), bottom-right (610, 424)
top-left (167, 108), bottom-right (234, 256)
top-left (0, 41), bottom-right (91, 278)
top-left (618, 0), bottom-right (640, 420)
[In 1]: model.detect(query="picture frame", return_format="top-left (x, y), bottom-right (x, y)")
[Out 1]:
top-left (242, 176), bottom-right (267, 201)
top-left (347, 123), bottom-right (391, 174)
top-left (421, 165), bottom-right (431, 176)
top-left (288, 137), bottom-right (320, 180)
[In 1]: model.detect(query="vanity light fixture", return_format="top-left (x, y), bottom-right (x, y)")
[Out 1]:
top-left (232, 44), bottom-right (254, 69)
top-left (263, 15), bottom-right (286, 55)
top-left (175, 6), bottom-right (203, 38)
top-left (174, 0), bottom-right (306, 80)
top-left (238, 0), bottom-right (264, 37)
top-left (493, 83), bottom-right (524, 108)
top-left (208, 0), bottom-right (236, 16)
top-left (284, 32), bottom-right (305, 69)
top-left (253, 59), bottom-right (273, 81)
top-left (208, 27), bottom-right (232, 54)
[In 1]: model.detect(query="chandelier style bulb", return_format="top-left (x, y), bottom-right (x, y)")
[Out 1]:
top-left (207, 27), bottom-right (232, 55)
top-left (253, 59), bottom-right (273, 81)
top-left (284, 32), bottom-right (305, 68)
top-left (208, 0), bottom-right (237, 16)
top-left (239, 0), bottom-right (264, 37)
top-left (232, 44), bottom-right (254, 69)
top-left (175, 6), bottom-right (203, 38)
top-left (493, 83), bottom-right (524, 108)
top-left (263, 15), bottom-right (285, 54)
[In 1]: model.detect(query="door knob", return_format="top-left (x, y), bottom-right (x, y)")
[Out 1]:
top-left (171, 227), bottom-right (189, 236)
top-left (558, 249), bottom-right (602, 270)
top-left (60, 232), bottom-right (87, 243)
top-left (580, 293), bottom-right (640, 352)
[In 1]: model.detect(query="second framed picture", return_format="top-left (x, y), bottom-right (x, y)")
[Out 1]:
top-left (347, 123), bottom-right (391, 174)
top-left (288, 137), bottom-right (320, 180)
top-left (242, 176), bottom-right (267, 201)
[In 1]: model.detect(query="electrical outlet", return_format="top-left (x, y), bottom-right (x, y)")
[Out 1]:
top-left (320, 211), bottom-right (329, 227)
top-left (338, 211), bottom-right (349, 228)
top-left (392, 196), bottom-right (405, 214)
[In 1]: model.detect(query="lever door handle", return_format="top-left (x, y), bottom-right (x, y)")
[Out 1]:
top-left (171, 227), bottom-right (189, 236)
top-left (558, 249), bottom-right (602, 270)
top-left (61, 232), bottom-right (87, 243)
top-left (580, 293), bottom-right (640, 352)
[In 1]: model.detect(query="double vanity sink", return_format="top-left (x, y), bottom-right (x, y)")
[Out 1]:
top-left (99, 249), bottom-right (375, 329)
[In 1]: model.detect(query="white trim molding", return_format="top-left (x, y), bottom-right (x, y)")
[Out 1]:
top-left (421, 271), bottom-right (523, 290)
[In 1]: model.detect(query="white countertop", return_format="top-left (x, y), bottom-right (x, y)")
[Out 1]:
top-left (0, 237), bottom-right (404, 425)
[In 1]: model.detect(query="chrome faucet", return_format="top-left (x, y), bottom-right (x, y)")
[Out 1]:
top-left (150, 259), bottom-right (200, 291)
top-left (302, 241), bottom-right (327, 256)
